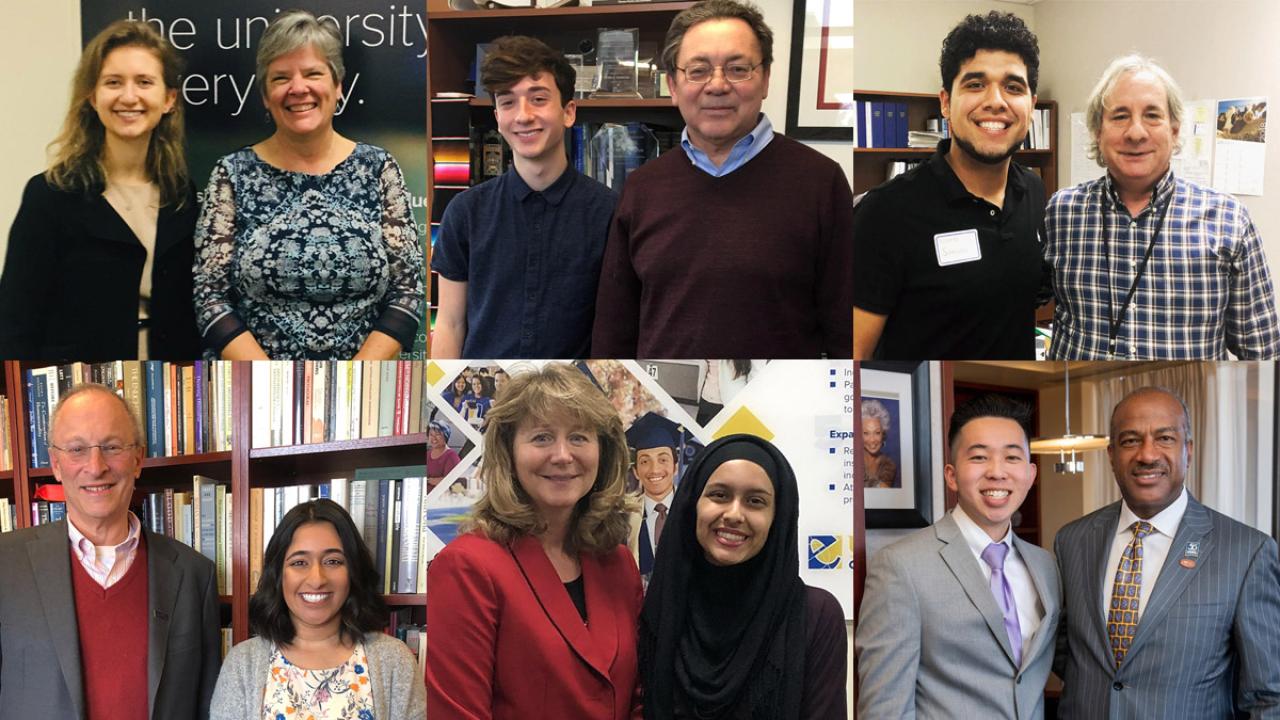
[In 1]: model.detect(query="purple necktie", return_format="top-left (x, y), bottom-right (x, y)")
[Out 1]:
top-left (981, 542), bottom-right (1023, 666)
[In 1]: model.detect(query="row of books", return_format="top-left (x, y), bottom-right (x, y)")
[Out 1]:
top-left (250, 361), bottom-right (426, 449)
top-left (137, 475), bottom-right (234, 594)
top-left (1022, 107), bottom-right (1054, 150)
top-left (0, 395), bottom-right (10, 471)
top-left (23, 362), bottom-right (234, 468)
top-left (247, 467), bottom-right (429, 597)
top-left (0, 497), bottom-right (16, 532)
top-left (856, 101), bottom-right (913, 148)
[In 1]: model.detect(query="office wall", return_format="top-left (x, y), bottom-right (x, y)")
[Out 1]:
top-left (1036, 0), bottom-right (1280, 304)
top-left (0, 0), bottom-right (81, 271)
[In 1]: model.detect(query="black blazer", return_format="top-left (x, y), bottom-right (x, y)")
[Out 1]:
top-left (0, 173), bottom-right (201, 360)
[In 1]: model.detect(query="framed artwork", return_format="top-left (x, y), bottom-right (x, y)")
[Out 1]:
top-left (860, 361), bottom-right (932, 528)
top-left (785, 0), bottom-right (852, 140)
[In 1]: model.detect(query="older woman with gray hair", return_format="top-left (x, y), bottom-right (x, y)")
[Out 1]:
top-left (861, 398), bottom-right (898, 488)
top-left (194, 9), bottom-right (423, 359)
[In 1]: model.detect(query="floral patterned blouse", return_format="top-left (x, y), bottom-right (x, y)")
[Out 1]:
top-left (262, 641), bottom-right (375, 720)
top-left (194, 143), bottom-right (424, 359)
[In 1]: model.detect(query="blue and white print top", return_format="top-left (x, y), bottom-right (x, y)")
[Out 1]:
top-left (262, 640), bottom-right (375, 720)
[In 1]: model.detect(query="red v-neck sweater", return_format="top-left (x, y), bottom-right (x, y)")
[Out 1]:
top-left (591, 134), bottom-right (854, 358)
top-left (70, 536), bottom-right (149, 720)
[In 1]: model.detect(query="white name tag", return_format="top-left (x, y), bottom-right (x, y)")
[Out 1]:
top-left (934, 229), bottom-right (982, 266)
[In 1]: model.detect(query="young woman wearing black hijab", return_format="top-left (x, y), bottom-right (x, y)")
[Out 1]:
top-left (639, 434), bottom-right (848, 719)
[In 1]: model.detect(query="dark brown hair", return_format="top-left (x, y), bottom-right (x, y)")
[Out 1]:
top-left (480, 35), bottom-right (575, 107)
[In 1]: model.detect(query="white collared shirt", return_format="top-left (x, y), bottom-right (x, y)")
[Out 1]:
top-left (67, 511), bottom-right (143, 589)
top-left (1102, 487), bottom-right (1189, 621)
top-left (952, 505), bottom-right (1044, 653)
top-left (643, 490), bottom-right (674, 547)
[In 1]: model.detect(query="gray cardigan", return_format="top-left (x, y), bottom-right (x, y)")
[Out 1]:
top-left (209, 632), bottom-right (425, 720)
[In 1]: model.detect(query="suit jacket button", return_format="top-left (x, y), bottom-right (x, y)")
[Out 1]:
top-left (1016, 675), bottom-right (1022, 684)
top-left (1112, 681), bottom-right (1123, 691)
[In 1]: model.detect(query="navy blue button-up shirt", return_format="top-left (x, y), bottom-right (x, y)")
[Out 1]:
top-left (431, 166), bottom-right (617, 358)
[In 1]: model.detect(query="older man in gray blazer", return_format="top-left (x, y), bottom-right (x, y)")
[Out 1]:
top-left (857, 395), bottom-right (1062, 719)
top-left (1055, 386), bottom-right (1280, 719)
top-left (0, 384), bottom-right (221, 720)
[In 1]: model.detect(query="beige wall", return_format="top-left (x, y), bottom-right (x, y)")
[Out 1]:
top-left (1037, 379), bottom-right (1089, 550)
top-left (0, 0), bottom-right (81, 272)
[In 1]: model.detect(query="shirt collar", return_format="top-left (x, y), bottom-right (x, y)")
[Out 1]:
top-left (680, 113), bottom-right (774, 167)
top-left (644, 490), bottom-right (675, 511)
top-left (507, 164), bottom-right (577, 205)
top-left (67, 511), bottom-right (142, 556)
top-left (928, 138), bottom-right (1026, 207)
top-left (1103, 167), bottom-right (1177, 215)
top-left (1117, 485), bottom-right (1188, 540)
top-left (951, 503), bottom-right (1015, 557)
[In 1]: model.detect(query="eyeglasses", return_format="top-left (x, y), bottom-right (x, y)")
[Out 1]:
top-left (49, 443), bottom-right (138, 461)
top-left (675, 62), bottom-right (763, 84)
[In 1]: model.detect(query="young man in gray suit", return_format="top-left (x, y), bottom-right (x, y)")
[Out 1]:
top-left (1054, 387), bottom-right (1280, 718)
top-left (857, 395), bottom-right (1061, 719)
top-left (0, 384), bottom-right (221, 720)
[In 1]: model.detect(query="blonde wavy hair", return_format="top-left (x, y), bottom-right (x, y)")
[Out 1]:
top-left (46, 20), bottom-right (189, 208)
top-left (461, 363), bottom-right (637, 554)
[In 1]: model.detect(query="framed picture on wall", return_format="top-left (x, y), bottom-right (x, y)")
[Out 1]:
top-left (785, 0), bottom-right (852, 140)
top-left (860, 361), bottom-right (931, 528)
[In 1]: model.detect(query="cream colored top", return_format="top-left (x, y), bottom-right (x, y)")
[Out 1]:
top-left (103, 180), bottom-right (159, 359)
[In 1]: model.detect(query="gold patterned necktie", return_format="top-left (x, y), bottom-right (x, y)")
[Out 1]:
top-left (1107, 520), bottom-right (1154, 666)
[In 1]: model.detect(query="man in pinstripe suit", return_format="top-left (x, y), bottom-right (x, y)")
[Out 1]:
top-left (1054, 386), bottom-right (1280, 719)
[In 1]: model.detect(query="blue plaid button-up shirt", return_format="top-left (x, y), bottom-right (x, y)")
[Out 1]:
top-left (1044, 170), bottom-right (1280, 359)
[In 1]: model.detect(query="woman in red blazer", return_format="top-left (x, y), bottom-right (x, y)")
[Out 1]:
top-left (426, 362), bottom-right (643, 720)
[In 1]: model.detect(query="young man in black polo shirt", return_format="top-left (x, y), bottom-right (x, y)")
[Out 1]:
top-left (853, 12), bottom-right (1045, 360)
top-left (431, 36), bottom-right (617, 358)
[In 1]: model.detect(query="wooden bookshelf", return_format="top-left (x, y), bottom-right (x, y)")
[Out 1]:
top-left (852, 89), bottom-right (1059, 201)
top-left (425, 2), bottom-right (690, 339)
top-left (1, 361), bottom-right (427, 645)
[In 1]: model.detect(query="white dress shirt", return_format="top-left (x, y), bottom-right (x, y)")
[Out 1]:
top-left (67, 511), bottom-right (143, 589)
top-left (643, 490), bottom-right (674, 547)
top-left (952, 505), bottom-right (1045, 654)
top-left (1102, 486), bottom-right (1189, 621)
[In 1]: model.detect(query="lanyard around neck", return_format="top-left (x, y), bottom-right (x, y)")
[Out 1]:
top-left (1101, 188), bottom-right (1173, 353)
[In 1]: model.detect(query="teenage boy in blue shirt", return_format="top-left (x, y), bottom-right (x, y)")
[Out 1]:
top-left (431, 36), bottom-right (617, 358)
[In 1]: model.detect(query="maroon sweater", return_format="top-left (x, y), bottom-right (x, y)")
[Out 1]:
top-left (71, 536), bottom-right (149, 720)
top-left (591, 134), bottom-right (853, 358)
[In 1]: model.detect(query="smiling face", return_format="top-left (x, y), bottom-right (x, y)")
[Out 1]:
top-left (263, 43), bottom-right (340, 138)
top-left (494, 72), bottom-right (575, 165)
top-left (940, 49), bottom-right (1036, 166)
top-left (944, 416), bottom-right (1036, 541)
top-left (1108, 390), bottom-right (1191, 519)
top-left (668, 18), bottom-right (769, 159)
top-left (862, 417), bottom-right (884, 455)
top-left (281, 521), bottom-right (350, 638)
top-left (635, 446), bottom-right (676, 500)
top-left (49, 389), bottom-right (143, 540)
top-left (512, 414), bottom-right (600, 521)
top-left (453, 376), bottom-right (468, 395)
top-left (428, 428), bottom-right (445, 449)
top-left (90, 45), bottom-right (176, 146)
top-left (1098, 70), bottom-right (1178, 196)
top-left (695, 459), bottom-right (776, 566)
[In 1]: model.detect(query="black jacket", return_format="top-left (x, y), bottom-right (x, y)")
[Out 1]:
top-left (0, 173), bottom-right (201, 360)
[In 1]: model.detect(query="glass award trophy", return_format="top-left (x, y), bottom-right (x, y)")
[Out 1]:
top-left (591, 28), bottom-right (642, 98)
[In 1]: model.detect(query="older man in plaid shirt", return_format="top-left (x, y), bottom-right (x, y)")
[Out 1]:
top-left (1044, 55), bottom-right (1280, 359)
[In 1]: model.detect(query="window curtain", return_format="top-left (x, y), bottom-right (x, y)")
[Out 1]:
top-left (1081, 362), bottom-right (1274, 532)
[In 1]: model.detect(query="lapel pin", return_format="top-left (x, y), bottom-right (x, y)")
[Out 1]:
top-left (1179, 542), bottom-right (1199, 568)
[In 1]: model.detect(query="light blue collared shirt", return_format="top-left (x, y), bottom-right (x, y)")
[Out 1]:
top-left (679, 113), bottom-right (775, 177)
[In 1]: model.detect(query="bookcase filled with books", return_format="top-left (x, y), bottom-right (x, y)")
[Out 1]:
top-left (425, 0), bottom-right (694, 336)
top-left (0, 361), bottom-right (428, 666)
top-left (852, 89), bottom-right (1059, 201)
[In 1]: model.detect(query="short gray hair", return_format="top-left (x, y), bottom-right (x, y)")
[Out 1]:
top-left (1086, 54), bottom-right (1184, 167)
top-left (256, 9), bottom-right (345, 98)
top-left (861, 398), bottom-right (892, 433)
top-left (51, 384), bottom-right (144, 446)
top-left (660, 0), bottom-right (773, 74)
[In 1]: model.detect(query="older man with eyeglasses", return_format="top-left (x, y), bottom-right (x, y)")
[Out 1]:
top-left (590, 0), bottom-right (853, 359)
top-left (0, 383), bottom-right (221, 719)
